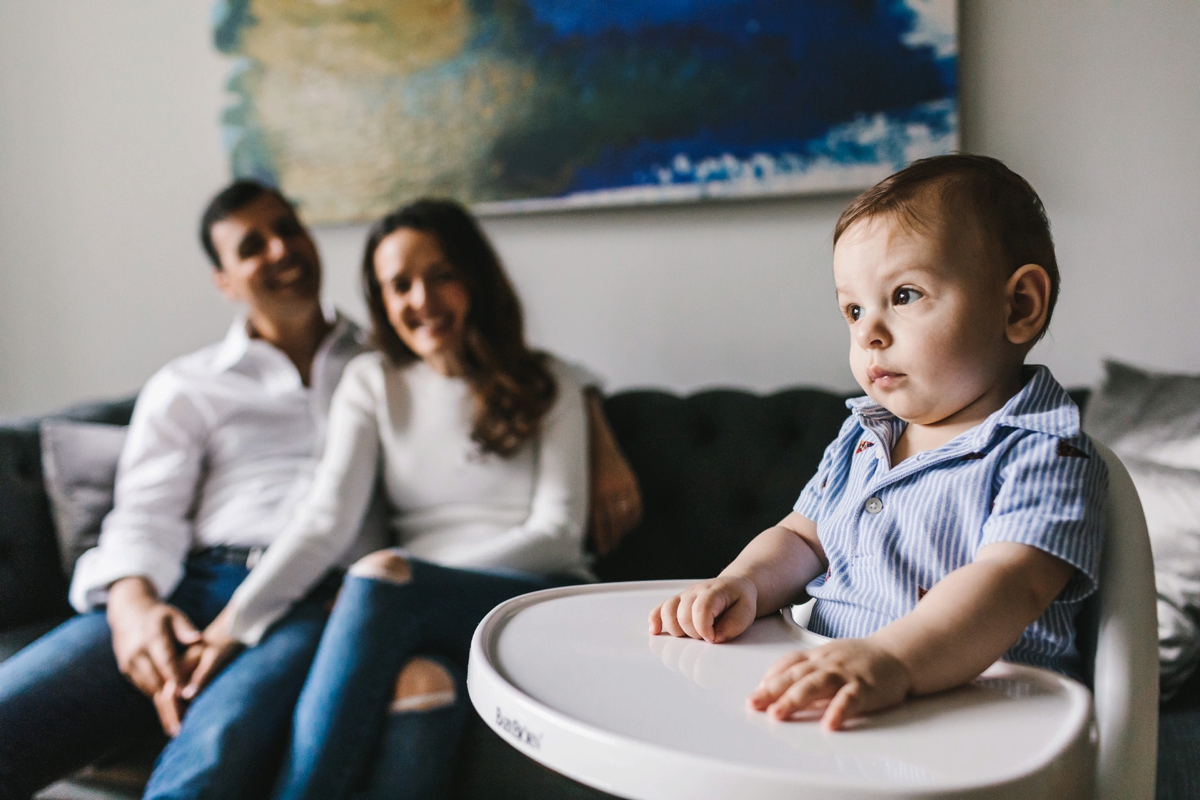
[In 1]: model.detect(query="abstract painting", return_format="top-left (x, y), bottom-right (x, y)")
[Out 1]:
top-left (214, 0), bottom-right (957, 222)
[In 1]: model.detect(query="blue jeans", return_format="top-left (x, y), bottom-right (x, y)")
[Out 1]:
top-left (0, 552), bottom-right (335, 800)
top-left (273, 559), bottom-right (565, 800)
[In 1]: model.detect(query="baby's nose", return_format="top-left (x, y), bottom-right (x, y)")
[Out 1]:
top-left (856, 315), bottom-right (890, 348)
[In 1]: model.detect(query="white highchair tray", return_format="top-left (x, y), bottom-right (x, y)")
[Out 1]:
top-left (467, 580), bottom-right (1096, 799)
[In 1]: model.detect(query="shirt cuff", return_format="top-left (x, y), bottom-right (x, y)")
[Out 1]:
top-left (978, 521), bottom-right (1100, 602)
top-left (224, 593), bottom-right (290, 647)
top-left (68, 546), bottom-right (185, 612)
top-left (792, 492), bottom-right (822, 524)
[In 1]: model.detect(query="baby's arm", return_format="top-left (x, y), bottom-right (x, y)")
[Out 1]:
top-left (750, 541), bottom-right (1074, 730)
top-left (648, 512), bottom-right (826, 643)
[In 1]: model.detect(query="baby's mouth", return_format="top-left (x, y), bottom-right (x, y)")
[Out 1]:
top-left (867, 367), bottom-right (905, 385)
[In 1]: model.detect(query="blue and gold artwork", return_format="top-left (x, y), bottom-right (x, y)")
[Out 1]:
top-left (214, 0), bottom-right (957, 222)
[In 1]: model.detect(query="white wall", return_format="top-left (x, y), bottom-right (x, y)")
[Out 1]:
top-left (2, 1), bottom-right (1197, 416)
top-left (0, 1), bottom-right (230, 415)
top-left (960, 1), bottom-right (1200, 392)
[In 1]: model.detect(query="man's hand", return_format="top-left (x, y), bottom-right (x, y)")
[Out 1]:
top-left (177, 605), bottom-right (243, 707)
top-left (107, 576), bottom-right (202, 735)
top-left (748, 638), bottom-right (912, 731)
top-left (648, 575), bottom-right (759, 644)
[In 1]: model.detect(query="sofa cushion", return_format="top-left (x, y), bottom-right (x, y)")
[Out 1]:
top-left (40, 420), bottom-right (128, 577)
top-left (1159, 706), bottom-right (1200, 800)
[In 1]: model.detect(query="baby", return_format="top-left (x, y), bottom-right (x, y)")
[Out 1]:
top-left (650, 154), bottom-right (1107, 731)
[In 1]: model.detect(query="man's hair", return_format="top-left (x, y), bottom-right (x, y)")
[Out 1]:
top-left (199, 180), bottom-right (294, 269)
top-left (834, 154), bottom-right (1059, 341)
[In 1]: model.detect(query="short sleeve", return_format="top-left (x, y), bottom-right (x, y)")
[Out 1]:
top-left (793, 414), bottom-right (861, 523)
top-left (979, 432), bottom-right (1109, 602)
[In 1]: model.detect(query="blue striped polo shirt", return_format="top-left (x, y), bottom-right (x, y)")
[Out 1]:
top-left (794, 366), bottom-right (1107, 680)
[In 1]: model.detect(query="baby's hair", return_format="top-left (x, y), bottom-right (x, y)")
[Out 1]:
top-left (834, 154), bottom-right (1059, 342)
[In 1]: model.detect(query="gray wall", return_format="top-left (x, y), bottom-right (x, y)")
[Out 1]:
top-left (2, 1), bottom-right (1197, 415)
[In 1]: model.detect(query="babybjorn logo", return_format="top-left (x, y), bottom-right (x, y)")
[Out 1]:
top-left (495, 707), bottom-right (542, 750)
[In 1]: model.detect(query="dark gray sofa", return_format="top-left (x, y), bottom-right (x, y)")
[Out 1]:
top-left (2, 388), bottom-right (1198, 799)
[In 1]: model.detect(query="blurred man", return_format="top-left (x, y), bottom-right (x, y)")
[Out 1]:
top-left (0, 181), bottom-right (378, 800)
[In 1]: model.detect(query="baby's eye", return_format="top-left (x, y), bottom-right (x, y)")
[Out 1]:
top-left (846, 304), bottom-right (862, 322)
top-left (894, 287), bottom-right (924, 306)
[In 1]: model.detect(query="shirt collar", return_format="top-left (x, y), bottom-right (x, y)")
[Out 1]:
top-left (979, 365), bottom-right (1080, 440)
top-left (845, 365), bottom-right (1080, 451)
top-left (212, 303), bottom-right (345, 374)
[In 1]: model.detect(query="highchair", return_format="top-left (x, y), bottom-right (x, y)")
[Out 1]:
top-left (468, 442), bottom-right (1157, 799)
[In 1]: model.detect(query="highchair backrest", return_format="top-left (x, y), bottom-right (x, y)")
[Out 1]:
top-left (1088, 441), bottom-right (1159, 799)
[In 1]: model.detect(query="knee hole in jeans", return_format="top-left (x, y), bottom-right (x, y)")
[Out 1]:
top-left (389, 657), bottom-right (456, 713)
top-left (348, 549), bottom-right (412, 584)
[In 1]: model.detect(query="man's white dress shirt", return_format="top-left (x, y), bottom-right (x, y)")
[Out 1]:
top-left (69, 310), bottom-right (378, 612)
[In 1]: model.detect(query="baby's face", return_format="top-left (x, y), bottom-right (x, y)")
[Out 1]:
top-left (833, 215), bottom-right (1018, 427)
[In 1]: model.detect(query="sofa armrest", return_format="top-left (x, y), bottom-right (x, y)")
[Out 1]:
top-left (0, 396), bottom-right (137, 633)
top-left (0, 426), bottom-right (70, 630)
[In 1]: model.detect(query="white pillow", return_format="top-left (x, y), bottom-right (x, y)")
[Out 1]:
top-left (1122, 460), bottom-right (1200, 696)
top-left (39, 419), bottom-right (128, 577)
top-left (1084, 361), bottom-right (1200, 471)
top-left (1084, 360), bottom-right (1200, 697)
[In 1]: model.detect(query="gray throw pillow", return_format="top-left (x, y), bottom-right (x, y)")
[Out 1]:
top-left (40, 419), bottom-right (128, 577)
top-left (1084, 360), bottom-right (1200, 698)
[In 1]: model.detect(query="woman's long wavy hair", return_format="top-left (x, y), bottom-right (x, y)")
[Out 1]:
top-left (362, 199), bottom-right (557, 458)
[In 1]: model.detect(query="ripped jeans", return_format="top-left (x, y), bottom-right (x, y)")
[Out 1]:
top-left (272, 556), bottom-right (569, 800)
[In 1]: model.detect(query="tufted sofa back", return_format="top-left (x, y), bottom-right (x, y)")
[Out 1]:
top-left (594, 388), bottom-right (855, 582)
top-left (0, 388), bottom-right (855, 631)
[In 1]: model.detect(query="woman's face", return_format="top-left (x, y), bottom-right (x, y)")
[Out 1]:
top-left (374, 228), bottom-right (471, 376)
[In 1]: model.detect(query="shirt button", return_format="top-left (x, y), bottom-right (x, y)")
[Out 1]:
top-left (865, 497), bottom-right (884, 514)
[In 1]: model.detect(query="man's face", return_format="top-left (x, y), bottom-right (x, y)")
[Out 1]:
top-left (209, 193), bottom-right (321, 315)
top-left (833, 214), bottom-right (1016, 426)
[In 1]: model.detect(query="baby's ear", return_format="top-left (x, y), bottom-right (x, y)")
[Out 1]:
top-left (1005, 264), bottom-right (1051, 346)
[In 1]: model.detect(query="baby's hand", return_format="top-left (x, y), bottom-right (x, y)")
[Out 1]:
top-left (748, 638), bottom-right (911, 731)
top-left (648, 576), bottom-right (758, 643)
